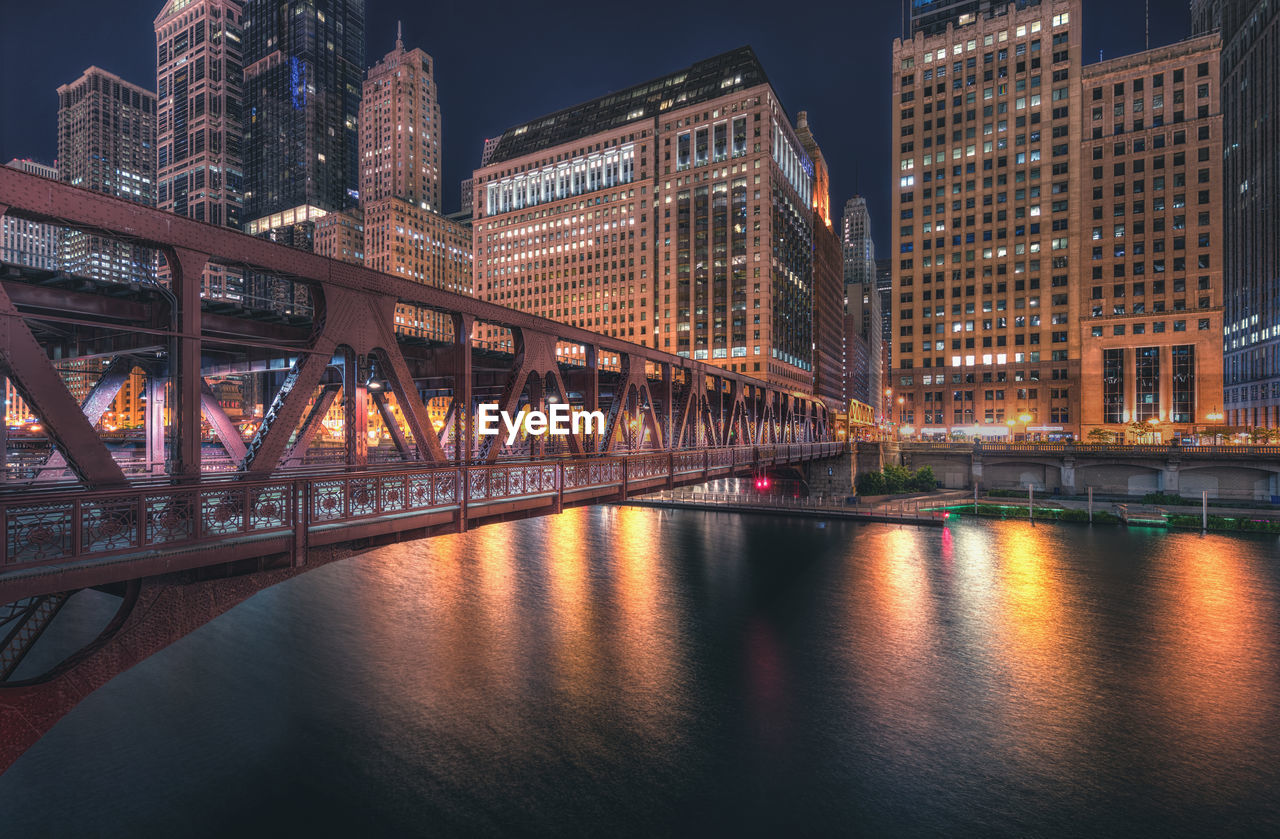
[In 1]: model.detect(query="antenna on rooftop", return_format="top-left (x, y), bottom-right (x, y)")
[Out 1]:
top-left (1146, 0), bottom-right (1150, 50)
top-left (396, 20), bottom-right (403, 51)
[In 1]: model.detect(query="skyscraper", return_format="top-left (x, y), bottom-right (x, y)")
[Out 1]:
top-left (359, 23), bottom-right (441, 211)
top-left (1, 159), bottom-right (60, 271)
top-left (1193, 0), bottom-right (1280, 428)
top-left (57, 67), bottom-right (158, 284)
top-left (841, 195), bottom-right (882, 413)
top-left (155, 0), bottom-right (246, 300)
top-left (358, 27), bottom-right (471, 342)
top-left (794, 111), bottom-right (845, 406)
top-left (891, 0), bottom-right (1082, 439)
top-left (472, 47), bottom-right (815, 390)
top-left (241, 0), bottom-right (364, 244)
top-left (876, 256), bottom-right (893, 378)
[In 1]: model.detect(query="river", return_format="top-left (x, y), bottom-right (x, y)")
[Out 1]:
top-left (1, 507), bottom-right (1278, 837)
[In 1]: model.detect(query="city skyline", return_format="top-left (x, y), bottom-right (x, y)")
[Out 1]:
top-left (0, 0), bottom-right (1197, 248)
top-left (3, 3), bottom-right (1280, 830)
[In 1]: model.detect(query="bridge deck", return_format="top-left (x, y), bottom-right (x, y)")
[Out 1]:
top-left (0, 443), bottom-right (843, 601)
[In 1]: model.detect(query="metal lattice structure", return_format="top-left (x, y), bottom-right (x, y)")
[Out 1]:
top-left (0, 166), bottom-right (840, 602)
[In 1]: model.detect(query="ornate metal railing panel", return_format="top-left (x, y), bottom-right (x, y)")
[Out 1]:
top-left (0, 443), bottom-right (846, 595)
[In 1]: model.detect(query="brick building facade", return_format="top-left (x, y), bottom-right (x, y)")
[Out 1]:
top-left (891, 0), bottom-right (1082, 439)
top-left (1076, 34), bottom-right (1225, 439)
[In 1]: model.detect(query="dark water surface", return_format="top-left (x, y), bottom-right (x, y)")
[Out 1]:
top-left (2, 508), bottom-right (1279, 837)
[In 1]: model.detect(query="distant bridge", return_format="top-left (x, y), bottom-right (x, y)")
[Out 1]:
top-left (893, 442), bottom-right (1280, 501)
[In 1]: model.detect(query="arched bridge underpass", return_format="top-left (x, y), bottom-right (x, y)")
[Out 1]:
top-left (0, 166), bottom-right (841, 604)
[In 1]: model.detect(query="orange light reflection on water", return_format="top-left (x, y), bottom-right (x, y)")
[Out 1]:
top-left (542, 508), bottom-right (597, 705)
top-left (1144, 532), bottom-right (1279, 798)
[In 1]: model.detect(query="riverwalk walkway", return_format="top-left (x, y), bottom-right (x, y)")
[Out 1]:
top-left (627, 487), bottom-right (1280, 531)
top-left (624, 488), bottom-right (966, 526)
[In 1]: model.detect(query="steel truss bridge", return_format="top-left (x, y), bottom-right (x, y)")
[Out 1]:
top-left (0, 166), bottom-right (840, 606)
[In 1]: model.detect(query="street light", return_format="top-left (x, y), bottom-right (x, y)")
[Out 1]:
top-left (1005, 412), bottom-right (1033, 441)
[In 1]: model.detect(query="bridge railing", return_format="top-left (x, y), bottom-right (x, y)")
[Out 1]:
top-left (897, 442), bottom-right (975, 453)
top-left (2, 477), bottom-right (301, 567)
top-left (1, 443), bottom-right (843, 573)
top-left (897, 442), bottom-right (1280, 458)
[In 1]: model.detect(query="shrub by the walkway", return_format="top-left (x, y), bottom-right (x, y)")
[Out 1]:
top-left (857, 466), bottom-right (936, 495)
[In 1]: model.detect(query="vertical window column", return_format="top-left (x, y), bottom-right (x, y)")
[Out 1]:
top-left (1136, 346), bottom-right (1160, 422)
top-left (1103, 348), bottom-right (1125, 423)
top-left (1171, 344), bottom-right (1194, 423)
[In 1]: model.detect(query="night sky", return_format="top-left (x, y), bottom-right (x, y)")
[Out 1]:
top-left (0, 0), bottom-right (1194, 247)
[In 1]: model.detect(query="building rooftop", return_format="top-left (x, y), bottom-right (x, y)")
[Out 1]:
top-left (1081, 31), bottom-right (1221, 77)
top-left (57, 66), bottom-right (157, 98)
top-left (908, 0), bottom-right (1043, 39)
top-left (484, 46), bottom-right (770, 165)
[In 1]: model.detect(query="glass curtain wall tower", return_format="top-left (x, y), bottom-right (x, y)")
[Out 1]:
top-left (155, 0), bottom-right (246, 300)
top-left (242, 0), bottom-right (364, 243)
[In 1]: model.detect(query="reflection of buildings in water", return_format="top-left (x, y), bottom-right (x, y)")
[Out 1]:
top-left (542, 510), bottom-right (595, 703)
top-left (610, 506), bottom-right (688, 735)
top-left (1145, 535), bottom-right (1277, 787)
top-left (837, 522), bottom-right (1100, 774)
top-left (839, 527), bottom-right (942, 741)
top-left (985, 524), bottom-right (1096, 772)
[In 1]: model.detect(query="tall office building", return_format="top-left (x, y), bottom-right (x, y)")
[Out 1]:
top-left (841, 195), bottom-right (882, 413)
top-left (1193, 0), bottom-right (1280, 427)
top-left (358, 28), bottom-right (471, 343)
top-left (241, 0), bottom-right (364, 243)
top-left (794, 111), bottom-right (845, 406)
top-left (57, 67), bottom-right (158, 284)
top-left (1076, 35), bottom-right (1225, 439)
top-left (472, 47), bottom-right (815, 390)
top-left (843, 313), bottom-right (870, 410)
top-left (876, 256), bottom-right (894, 380)
top-left (155, 0), bottom-right (246, 300)
top-left (1, 159), bottom-right (60, 270)
top-left (359, 23), bottom-right (441, 211)
top-left (891, 0), bottom-right (1081, 438)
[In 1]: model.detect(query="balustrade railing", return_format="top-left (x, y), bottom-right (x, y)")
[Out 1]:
top-left (0, 442), bottom-right (844, 571)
